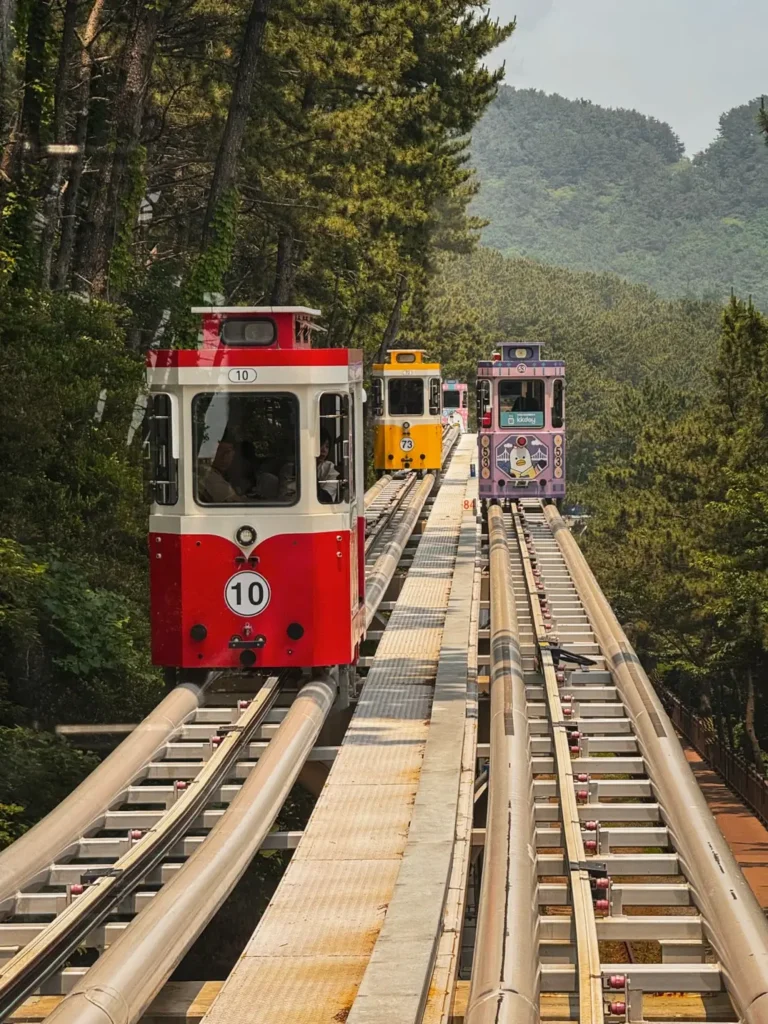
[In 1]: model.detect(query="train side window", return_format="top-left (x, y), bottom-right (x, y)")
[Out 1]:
top-left (318, 393), bottom-right (350, 505)
top-left (552, 380), bottom-right (565, 428)
top-left (147, 393), bottom-right (179, 506)
top-left (192, 393), bottom-right (299, 506)
top-left (498, 380), bottom-right (545, 428)
top-left (372, 377), bottom-right (384, 417)
top-left (429, 378), bottom-right (441, 416)
top-left (443, 390), bottom-right (461, 410)
top-left (477, 379), bottom-right (492, 428)
top-left (388, 378), bottom-right (423, 416)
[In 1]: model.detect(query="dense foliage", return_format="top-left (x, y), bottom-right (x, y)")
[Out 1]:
top-left (0, 0), bottom-right (511, 840)
top-left (471, 87), bottom-right (768, 309)
top-left (581, 297), bottom-right (768, 769)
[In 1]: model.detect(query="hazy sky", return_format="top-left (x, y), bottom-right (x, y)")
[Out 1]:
top-left (487, 0), bottom-right (765, 155)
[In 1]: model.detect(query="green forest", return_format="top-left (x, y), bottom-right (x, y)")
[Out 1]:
top-left (471, 87), bottom-right (768, 309)
top-left (0, 0), bottom-right (513, 842)
top-left (2, 0), bottom-right (768, 847)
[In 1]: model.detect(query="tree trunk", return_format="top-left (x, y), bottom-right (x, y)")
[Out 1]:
top-left (0, 0), bottom-right (17, 141)
top-left (376, 274), bottom-right (408, 363)
top-left (54, 0), bottom-right (105, 291)
top-left (39, 0), bottom-right (79, 288)
top-left (270, 229), bottom-right (295, 305)
top-left (201, 0), bottom-right (270, 248)
top-left (1, 1), bottom-right (49, 188)
top-left (745, 667), bottom-right (764, 775)
top-left (75, 0), bottom-right (160, 296)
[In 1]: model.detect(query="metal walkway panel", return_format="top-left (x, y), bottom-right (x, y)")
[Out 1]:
top-left (202, 436), bottom-right (475, 1024)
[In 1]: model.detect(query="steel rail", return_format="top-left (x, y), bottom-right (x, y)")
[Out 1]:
top-left (512, 508), bottom-right (603, 1024)
top-left (42, 672), bottom-right (337, 1024)
top-left (0, 676), bottom-right (219, 912)
top-left (0, 674), bottom-right (287, 1019)
top-left (365, 476), bottom-right (415, 555)
top-left (364, 473), bottom-right (435, 628)
top-left (465, 505), bottom-right (540, 1024)
top-left (544, 503), bottom-right (768, 1024)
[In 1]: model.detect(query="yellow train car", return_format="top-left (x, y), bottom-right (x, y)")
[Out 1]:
top-left (371, 350), bottom-right (442, 474)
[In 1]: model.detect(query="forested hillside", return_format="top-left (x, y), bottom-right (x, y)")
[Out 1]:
top-left (0, 0), bottom-right (512, 843)
top-left (471, 87), bottom-right (768, 309)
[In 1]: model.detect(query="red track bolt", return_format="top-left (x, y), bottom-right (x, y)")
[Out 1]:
top-left (577, 773), bottom-right (590, 782)
top-left (594, 898), bottom-right (610, 912)
top-left (584, 820), bottom-right (599, 831)
top-left (608, 1002), bottom-right (626, 1015)
top-left (174, 780), bottom-right (187, 791)
top-left (70, 884), bottom-right (84, 896)
top-left (608, 975), bottom-right (626, 989)
top-left (556, 670), bottom-right (565, 683)
top-left (576, 789), bottom-right (589, 802)
top-left (569, 731), bottom-right (582, 740)
top-left (129, 829), bottom-right (143, 841)
top-left (570, 744), bottom-right (580, 754)
top-left (238, 699), bottom-right (250, 711)
top-left (563, 707), bottom-right (573, 717)
top-left (595, 877), bottom-right (611, 891)
top-left (210, 735), bottom-right (222, 747)
top-left (584, 839), bottom-right (598, 853)
top-left (545, 623), bottom-right (553, 631)
top-left (537, 582), bottom-right (545, 590)
top-left (562, 693), bottom-right (573, 703)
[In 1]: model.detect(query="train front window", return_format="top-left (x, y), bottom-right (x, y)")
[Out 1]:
top-left (318, 393), bottom-right (351, 505)
top-left (498, 380), bottom-right (545, 429)
top-left (552, 379), bottom-right (565, 428)
top-left (388, 378), bottom-right (424, 416)
top-left (443, 391), bottom-right (461, 410)
top-left (192, 393), bottom-right (299, 506)
top-left (147, 393), bottom-right (178, 506)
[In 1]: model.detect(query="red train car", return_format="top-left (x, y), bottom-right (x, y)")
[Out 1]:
top-left (146, 307), bottom-right (366, 672)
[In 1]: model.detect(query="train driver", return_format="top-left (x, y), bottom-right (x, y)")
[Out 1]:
top-left (317, 429), bottom-right (341, 503)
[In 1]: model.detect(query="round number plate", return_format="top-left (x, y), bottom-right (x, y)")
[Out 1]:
top-left (224, 571), bottom-right (270, 616)
top-left (400, 437), bottom-right (414, 452)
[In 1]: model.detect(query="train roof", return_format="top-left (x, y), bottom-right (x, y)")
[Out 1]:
top-left (373, 349), bottom-right (440, 372)
top-left (190, 306), bottom-right (321, 316)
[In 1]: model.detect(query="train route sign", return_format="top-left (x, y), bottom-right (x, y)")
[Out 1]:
top-left (224, 571), bottom-right (271, 616)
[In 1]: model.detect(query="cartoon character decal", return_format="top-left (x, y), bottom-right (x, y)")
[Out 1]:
top-left (496, 435), bottom-right (549, 479)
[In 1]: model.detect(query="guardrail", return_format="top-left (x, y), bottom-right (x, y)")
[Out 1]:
top-left (660, 688), bottom-right (768, 828)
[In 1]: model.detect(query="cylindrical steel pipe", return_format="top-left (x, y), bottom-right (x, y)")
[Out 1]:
top-left (365, 474), bottom-right (434, 627)
top-left (0, 678), bottom-right (214, 911)
top-left (44, 673), bottom-right (337, 1024)
top-left (364, 474), bottom-right (392, 507)
top-left (545, 505), bottom-right (768, 1024)
top-left (466, 506), bottom-right (539, 1024)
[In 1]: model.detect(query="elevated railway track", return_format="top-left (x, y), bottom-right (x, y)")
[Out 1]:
top-left (3, 427), bottom-right (768, 1024)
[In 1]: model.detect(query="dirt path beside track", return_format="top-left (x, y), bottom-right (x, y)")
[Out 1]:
top-left (684, 745), bottom-right (768, 907)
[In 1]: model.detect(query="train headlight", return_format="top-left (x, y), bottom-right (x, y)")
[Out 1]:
top-left (516, 436), bottom-right (527, 447)
top-left (402, 422), bottom-right (411, 431)
top-left (236, 525), bottom-right (257, 547)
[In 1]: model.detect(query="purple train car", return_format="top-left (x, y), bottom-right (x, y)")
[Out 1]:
top-left (476, 342), bottom-right (565, 503)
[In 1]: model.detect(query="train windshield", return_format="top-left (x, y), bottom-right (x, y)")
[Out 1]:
top-left (192, 393), bottom-right (299, 506)
top-left (443, 391), bottom-right (461, 409)
top-left (388, 378), bottom-right (423, 416)
top-left (498, 380), bottom-right (545, 429)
